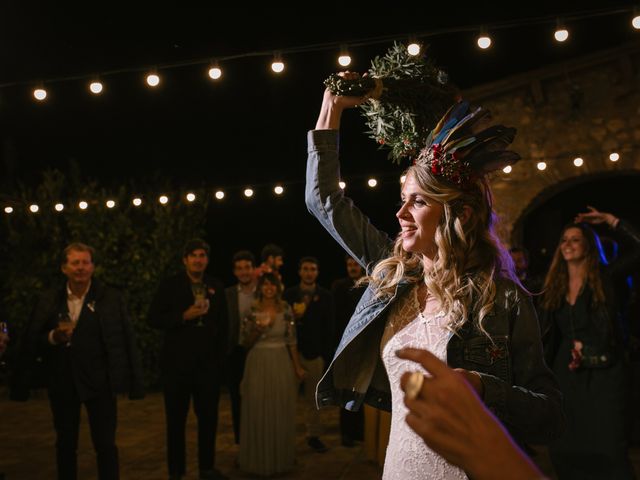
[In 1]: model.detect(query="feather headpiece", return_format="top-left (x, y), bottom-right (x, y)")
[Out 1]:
top-left (415, 100), bottom-right (520, 189)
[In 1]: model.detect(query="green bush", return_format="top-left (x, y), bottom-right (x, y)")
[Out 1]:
top-left (0, 170), bottom-right (209, 388)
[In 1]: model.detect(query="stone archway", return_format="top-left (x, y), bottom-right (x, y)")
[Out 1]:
top-left (459, 41), bottom-right (640, 243)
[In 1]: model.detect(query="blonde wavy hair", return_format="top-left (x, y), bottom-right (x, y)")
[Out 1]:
top-left (541, 223), bottom-right (606, 311)
top-left (362, 166), bottom-right (518, 337)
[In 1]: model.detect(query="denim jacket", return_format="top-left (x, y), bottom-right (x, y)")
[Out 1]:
top-left (305, 129), bottom-right (564, 444)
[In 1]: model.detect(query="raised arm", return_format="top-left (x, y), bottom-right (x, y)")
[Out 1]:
top-left (306, 74), bottom-right (391, 269)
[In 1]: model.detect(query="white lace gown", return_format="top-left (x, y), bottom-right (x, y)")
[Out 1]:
top-left (381, 286), bottom-right (468, 480)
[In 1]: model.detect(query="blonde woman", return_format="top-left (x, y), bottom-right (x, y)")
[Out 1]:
top-left (239, 273), bottom-right (305, 477)
top-left (306, 74), bottom-right (563, 479)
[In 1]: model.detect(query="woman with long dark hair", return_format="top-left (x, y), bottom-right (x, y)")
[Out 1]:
top-left (541, 207), bottom-right (640, 479)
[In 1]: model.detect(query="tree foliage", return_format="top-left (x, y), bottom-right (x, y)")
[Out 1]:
top-left (0, 169), bottom-right (209, 387)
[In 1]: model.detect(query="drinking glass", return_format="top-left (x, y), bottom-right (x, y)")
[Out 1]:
top-left (57, 313), bottom-right (74, 346)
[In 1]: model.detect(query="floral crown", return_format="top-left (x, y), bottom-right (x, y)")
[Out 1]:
top-left (414, 101), bottom-right (520, 189)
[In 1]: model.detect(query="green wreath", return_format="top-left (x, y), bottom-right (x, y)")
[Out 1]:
top-left (324, 43), bottom-right (455, 163)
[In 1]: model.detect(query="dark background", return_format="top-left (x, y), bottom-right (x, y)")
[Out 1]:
top-left (1, 2), bottom-right (639, 286)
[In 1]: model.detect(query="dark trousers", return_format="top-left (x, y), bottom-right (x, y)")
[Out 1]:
top-left (163, 371), bottom-right (221, 475)
top-left (48, 387), bottom-right (119, 480)
top-left (226, 345), bottom-right (246, 444)
top-left (340, 408), bottom-right (364, 442)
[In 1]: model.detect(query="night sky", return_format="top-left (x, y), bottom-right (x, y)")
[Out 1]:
top-left (1, 2), bottom-right (638, 284)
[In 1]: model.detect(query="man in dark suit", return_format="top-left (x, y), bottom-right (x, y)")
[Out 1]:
top-left (223, 250), bottom-right (256, 444)
top-left (148, 239), bottom-right (228, 480)
top-left (283, 256), bottom-right (334, 453)
top-left (12, 242), bottom-right (144, 480)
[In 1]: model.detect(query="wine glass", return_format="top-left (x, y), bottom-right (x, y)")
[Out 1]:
top-left (192, 283), bottom-right (208, 327)
top-left (57, 313), bottom-right (74, 346)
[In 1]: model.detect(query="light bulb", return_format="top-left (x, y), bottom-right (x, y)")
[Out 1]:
top-left (78, 201), bottom-right (88, 210)
top-left (274, 186), bottom-right (284, 195)
top-left (244, 188), bottom-right (254, 198)
top-left (208, 67), bottom-right (222, 80)
top-left (54, 203), bottom-right (64, 212)
top-left (368, 178), bottom-right (378, 188)
top-left (407, 43), bottom-right (421, 56)
top-left (537, 161), bottom-right (547, 171)
top-left (89, 81), bottom-right (103, 94)
top-left (146, 73), bottom-right (160, 87)
top-left (132, 198), bottom-right (142, 206)
top-left (573, 157), bottom-right (584, 167)
top-left (271, 61), bottom-right (285, 73)
top-left (33, 88), bottom-right (47, 101)
top-left (106, 200), bottom-right (116, 208)
top-left (477, 35), bottom-right (492, 49)
top-left (554, 28), bottom-right (569, 42)
top-left (609, 152), bottom-right (620, 162)
top-left (503, 165), bottom-right (512, 174)
top-left (159, 195), bottom-right (169, 205)
top-left (215, 191), bottom-right (225, 200)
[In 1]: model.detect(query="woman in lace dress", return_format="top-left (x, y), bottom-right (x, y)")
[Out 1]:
top-left (306, 72), bottom-right (564, 479)
top-left (239, 273), bottom-right (306, 477)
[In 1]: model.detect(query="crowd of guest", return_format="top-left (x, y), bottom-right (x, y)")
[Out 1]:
top-left (2, 210), bottom-right (639, 479)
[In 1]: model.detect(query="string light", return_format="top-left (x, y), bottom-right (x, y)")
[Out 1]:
top-left (367, 178), bottom-right (378, 188)
top-left (274, 185), bottom-right (284, 195)
top-left (609, 152), bottom-right (620, 162)
top-left (0, 7), bottom-right (635, 101)
top-left (270, 54), bottom-right (285, 74)
top-left (338, 46), bottom-right (352, 67)
top-left (573, 157), bottom-right (584, 167)
top-left (78, 201), bottom-right (88, 210)
top-left (244, 188), bottom-right (254, 198)
top-left (132, 197), bottom-right (142, 206)
top-left (477, 29), bottom-right (492, 49)
top-left (89, 81), bottom-right (104, 94)
top-left (208, 65), bottom-right (222, 80)
top-left (29, 204), bottom-right (39, 213)
top-left (4, 206), bottom-right (13, 214)
top-left (536, 161), bottom-right (547, 171)
top-left (106, 200), bottom-right (116, 208)
top-left (54, 203), bottom-right (64, 212)
top-left (186, 192), bottom-right (196, 202)
top-left (158, 195), bottom-right (169, 204)
top-left (339, 181), bottom-right (346, 190)
top-left (407, 42), bottom-right (421, 56)
top-left (146, 72), bottom-right (160, 87)
top-left (554, 20), bottom-right (569, 42)
top-left (33, 88), bottom-right (47, 101)
top-left (502, 165), bottom-right (512, 174)
top-left (215, 191), bottom-right (225, 200)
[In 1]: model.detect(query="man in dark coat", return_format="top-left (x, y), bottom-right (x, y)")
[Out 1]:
top-left (11, 242), bottom-right (144, 480)
top-left (148, 239), bottom-right (228, 480)
top-left (283, 256), bottom-right (334, 453)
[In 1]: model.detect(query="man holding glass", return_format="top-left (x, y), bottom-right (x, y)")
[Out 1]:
top-left (148, 239), bottom-right (228, 480)
top-left (11, 242), bottom-right (144, 480)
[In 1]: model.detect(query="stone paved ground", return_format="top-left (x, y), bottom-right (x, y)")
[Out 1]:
top-left (1, 388), bottom-right (639, 479)
top-left (0, 388), bottom-right (381, 480)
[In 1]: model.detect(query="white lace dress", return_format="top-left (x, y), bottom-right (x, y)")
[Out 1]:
top-left (381, 285), bottom-right (468, 480)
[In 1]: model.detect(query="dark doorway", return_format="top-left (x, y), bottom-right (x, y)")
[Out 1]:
top-left (514, 170), bottom-right (640, 279)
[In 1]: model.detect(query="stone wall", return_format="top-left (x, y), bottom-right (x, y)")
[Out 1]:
top-left (463, 41), bottom-right (640, 244)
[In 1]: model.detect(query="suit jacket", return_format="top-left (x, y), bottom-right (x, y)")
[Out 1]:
top-left (12, 279), bottom-right (144, 402)
top-left (148, 272), bottom-right (227, 377)
top-left (283, 285), bottom-right (334, 363)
